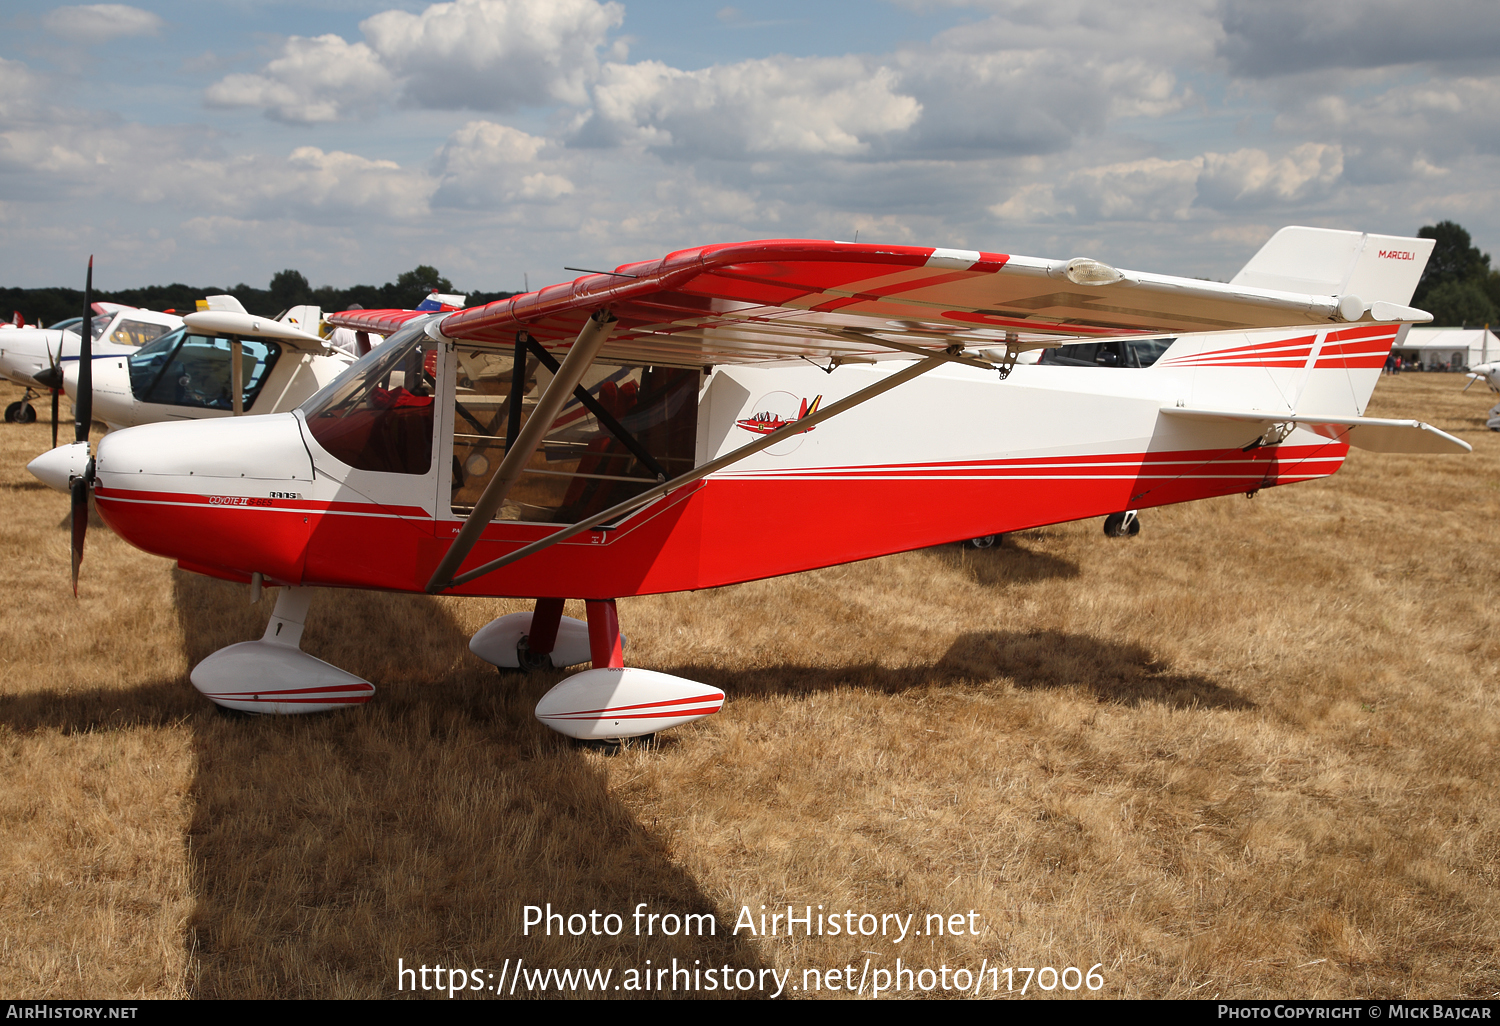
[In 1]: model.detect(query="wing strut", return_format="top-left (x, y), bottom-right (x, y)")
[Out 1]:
top-left (426, 309), bottom-right (617, 593)
top-left (430, 352), bottom-right (949, 592)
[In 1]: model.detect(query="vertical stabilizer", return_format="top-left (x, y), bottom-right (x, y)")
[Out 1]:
top-left (1231, 227), bottom-right (1434, 306)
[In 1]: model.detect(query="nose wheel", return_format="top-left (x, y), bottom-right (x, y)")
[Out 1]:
top-left (5, 401), bottom-right (36, 423)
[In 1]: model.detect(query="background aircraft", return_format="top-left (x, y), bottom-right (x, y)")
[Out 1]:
top-left (0, 304), bottom-right (182, 423)
top-left (33, 227), bottom-right (1467, 740)
top-left (56, 309), bottom-right (354, 436)
top-left (1462, 361), bottom-right (1500, 429)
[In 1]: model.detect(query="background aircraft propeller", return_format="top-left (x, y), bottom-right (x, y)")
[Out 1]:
top-left (31, 349), bottom-right (64, 448)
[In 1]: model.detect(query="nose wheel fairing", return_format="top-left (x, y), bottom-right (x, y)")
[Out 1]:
top-left (190, 587), bottom-right (375, 714)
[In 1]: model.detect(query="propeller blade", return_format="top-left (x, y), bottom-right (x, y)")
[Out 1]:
top-left (76, 257), bottom-right (93, 445)
top-left (70, 465), bottom-right (90, 597)
top-left (69, 257), bottom-right (96, 596)
top-left (43, 342), bottom-right (62, 448)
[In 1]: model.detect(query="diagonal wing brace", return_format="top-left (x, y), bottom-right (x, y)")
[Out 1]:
top-left (426, 309), bottom-right (617, 593)
top-left (431, 353), bottom-right (950, 591)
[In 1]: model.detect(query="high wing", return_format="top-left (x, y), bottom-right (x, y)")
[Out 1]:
top-left (183, 310), bottom-right (329, 351)
top-left (330, 239), bottom-right (1409, 367)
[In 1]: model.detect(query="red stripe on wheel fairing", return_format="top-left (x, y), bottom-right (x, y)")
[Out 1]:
top-left (543, 705), bottom-right (724, 722)
top-left (205, 683), bottom-right (374, 697)
top-left (548, 692), bottom-right (724, 717)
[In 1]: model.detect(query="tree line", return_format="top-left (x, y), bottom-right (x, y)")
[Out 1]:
top-left (1412, 221), bottom-right (1500, 327)
top-left (0, 265), bottom-right (516, 329)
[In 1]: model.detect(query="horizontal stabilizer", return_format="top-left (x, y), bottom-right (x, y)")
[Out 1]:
top-left (1162, 407), bottom-right (1471, 454)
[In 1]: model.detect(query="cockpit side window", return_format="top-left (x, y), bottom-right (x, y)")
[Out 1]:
top-left (450, 347), bottom-right (698, 524)
top-left (1038, 337), bottom-right (1174, 368)
top-left (302, 326), bottom-right (436, 475)
top-left (111, 319), bottom-right (173, 347)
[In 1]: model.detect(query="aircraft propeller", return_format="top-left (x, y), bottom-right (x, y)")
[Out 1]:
top-left (31, 347), bottom-right (64, 448)
top-left (70, 257), bottom-right (96, 595)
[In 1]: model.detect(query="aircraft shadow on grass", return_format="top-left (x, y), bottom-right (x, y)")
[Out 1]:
top-left (918, 535), bottom-right (1080, 589)
top-left (163, 570), bottom-right (768, 999)
top-left (656, 630), bottom-right (1250, 712)
top-left (0, 573), bottom-right (763, 999)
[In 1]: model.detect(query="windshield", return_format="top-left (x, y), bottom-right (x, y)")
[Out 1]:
top-left (298, 317), bottom-right (433, 413)
top-left (301, 317), bottom-right (437, 475)
top-left (127, 327), bottom-right (283, 410)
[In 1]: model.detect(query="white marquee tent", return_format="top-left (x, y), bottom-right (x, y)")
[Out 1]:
top-left (1392, 327), bottom-right (1499, 370)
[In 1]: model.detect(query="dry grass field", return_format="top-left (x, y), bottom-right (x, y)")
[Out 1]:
top-left (0, 372), bottom-right (1495, 1000)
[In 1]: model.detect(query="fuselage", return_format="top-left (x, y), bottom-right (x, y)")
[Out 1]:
top-left (0, 305), bottom-right (180, 390)
top-left (89, 319), bottom-right (1397, 599)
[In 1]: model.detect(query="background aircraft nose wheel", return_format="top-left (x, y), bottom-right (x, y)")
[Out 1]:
top-left (5, 401), bottom-right (35, 423)
top-left (1103, 510), bottom-right (1140, 537)
top-left (964, 534), bottom-right (1001, 549)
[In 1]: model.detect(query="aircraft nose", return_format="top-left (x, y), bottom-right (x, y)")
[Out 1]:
top-left (34, 363), bottom-right (63, 390)
top-left (27, 440), bottom-right (90, 492)
top-left (95, 412), bottom-right (315, 484)
top-left (62, 360), bottom-right (80, 398)
top-left (91, 414), bottom-right (318, 580)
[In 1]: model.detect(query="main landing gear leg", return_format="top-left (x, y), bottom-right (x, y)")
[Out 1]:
top-left (533, 598), bottom-right (724, 741)
top-left (585, 599), bottom-right (625, 669)
top-left (528, 598), bottom-right (564, 658)
top-left (189, 585), bottom-right (376, 714)
top-left (469, 598), bottom-right (593, 670)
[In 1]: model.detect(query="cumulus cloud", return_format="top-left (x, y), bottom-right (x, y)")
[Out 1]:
top-left (0, 62), bottom-right (433, 223)
top-left (431, 120), bottom-right (575, 207)
top-left (0, 57), bottom-right (44, 121)
top-left (895, 50), bottom-right (1187, 158)
top-left (1272, 76), bottom-right (1500, 165)
top-left (207, 0), bottom-right (622, 121)
top-left (579, 56), bottom-right (921, 157)
top-left (1219, 0), bottom-right (1500, 77)
top-left (42, 4), bottom-right (163, 45)
top-left (991, 144), bottom-right (1345, 222)
top-left (363, 0), bottom-right (623, 109)
top-left (205, 35), bottom-right (396, 123)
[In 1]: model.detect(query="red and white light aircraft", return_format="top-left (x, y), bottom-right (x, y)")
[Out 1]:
top-left (31, 228), bottom-right (1469, 739)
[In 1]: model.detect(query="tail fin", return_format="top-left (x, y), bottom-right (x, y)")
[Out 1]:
top-left (200, 294), bottom-right (248, 314)
top-left (1231, 226), bottom-right (1434, 307)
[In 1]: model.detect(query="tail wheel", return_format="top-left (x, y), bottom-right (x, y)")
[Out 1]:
top-left (1103, 511), bottom-right (1140, 537)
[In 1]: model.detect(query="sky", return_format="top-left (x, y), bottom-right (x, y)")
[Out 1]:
top-left (2, 0), bottom-right (1499, 294)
